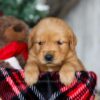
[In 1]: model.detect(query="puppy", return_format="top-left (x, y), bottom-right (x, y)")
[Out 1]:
top-left (24, 17), bottom-right (84, 86)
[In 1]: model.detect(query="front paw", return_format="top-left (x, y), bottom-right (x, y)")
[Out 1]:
top-left (59, 70), bottom-right (75, 86)
top-left (24, 67), bottom-right (39, 86)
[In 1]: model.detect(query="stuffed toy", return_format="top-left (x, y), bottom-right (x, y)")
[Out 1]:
top-left (0, 16), bottom-right (29, 69)
top-left (0, 63), bottom-right (97, 100)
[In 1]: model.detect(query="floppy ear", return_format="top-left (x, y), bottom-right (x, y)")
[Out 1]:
top-left (28, 28), bottom-right (36, 49)
top-left (27, 27), bottom-right (38, 64)
top-left (69, 31), bottom-right (77, 51)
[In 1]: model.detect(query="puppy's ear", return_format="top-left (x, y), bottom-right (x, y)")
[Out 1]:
top-left (69, 31), bottom-right (77, 51)
top-left (28, 28), bottom-right (36, 49)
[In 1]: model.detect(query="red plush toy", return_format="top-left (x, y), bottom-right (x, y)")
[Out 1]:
top-left (0, 16), bottom-right (29, 69)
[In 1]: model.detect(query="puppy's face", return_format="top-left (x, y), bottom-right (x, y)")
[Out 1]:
top-left (29, 18), bottom-right (76, 70)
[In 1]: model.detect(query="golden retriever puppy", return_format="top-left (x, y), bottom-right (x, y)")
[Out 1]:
top-left (24, 17), bottom-right (84, 86)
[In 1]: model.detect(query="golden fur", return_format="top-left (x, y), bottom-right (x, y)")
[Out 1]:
top-left (24, 17), bottom-right (84, 86)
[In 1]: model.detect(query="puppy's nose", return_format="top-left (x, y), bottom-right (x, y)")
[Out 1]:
top-left (44, 54), bottom-right (53, 62)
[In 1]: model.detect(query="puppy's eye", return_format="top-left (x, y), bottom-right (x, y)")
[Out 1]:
top-left (56, 41), bottom-right (63, 45)
top-left (38, 41), bottom-right (44, 45)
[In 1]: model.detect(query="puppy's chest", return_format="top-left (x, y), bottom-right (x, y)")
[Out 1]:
top-left (39, 66), bottom-right (60, 72)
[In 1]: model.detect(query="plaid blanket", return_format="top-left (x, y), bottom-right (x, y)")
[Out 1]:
top-left (0, 64), bottom-right (97, 100)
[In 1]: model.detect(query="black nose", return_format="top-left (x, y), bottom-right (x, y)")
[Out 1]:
top-left (45, 54), bottom-right (53, 62)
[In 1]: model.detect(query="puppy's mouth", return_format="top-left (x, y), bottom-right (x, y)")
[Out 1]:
top-left (45, 61), bottom-right (55, 66)
top-left (38, 54), bottom-right (64, 66)
top-left (42, 60), bottom-right (63, 67)
top-left (38, 58), bottom-right (63, 72)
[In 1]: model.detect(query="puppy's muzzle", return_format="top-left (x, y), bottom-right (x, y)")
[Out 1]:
top-left (44, 54), bottom-right (54, 62)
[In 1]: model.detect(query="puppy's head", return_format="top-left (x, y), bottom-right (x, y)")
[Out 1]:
top-left (29, 17), bottom-right (77, 71)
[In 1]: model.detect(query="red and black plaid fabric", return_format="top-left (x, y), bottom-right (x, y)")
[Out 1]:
top-left (0, 64), bottom-right (97, 100)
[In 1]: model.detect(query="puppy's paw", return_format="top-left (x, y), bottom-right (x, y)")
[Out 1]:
top-left (59, 70), bottom-right (75, 86)
top-left (24, 67), bottom-right (39, 86)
